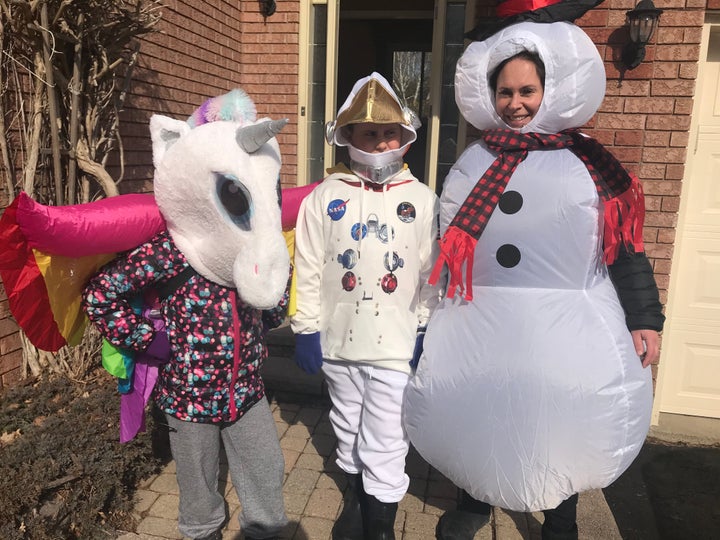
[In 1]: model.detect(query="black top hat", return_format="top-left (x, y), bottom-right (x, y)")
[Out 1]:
top-left (466, 0), bottom-right (606, 41)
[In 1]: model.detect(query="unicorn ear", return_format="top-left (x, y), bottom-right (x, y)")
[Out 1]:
top-left (149, 114), bottom-right (192, 168)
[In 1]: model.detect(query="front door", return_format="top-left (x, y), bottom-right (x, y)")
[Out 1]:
top-left (297, 0), bottom-right (472, 193)
top-left (654, 15), bottom-right (720, 420)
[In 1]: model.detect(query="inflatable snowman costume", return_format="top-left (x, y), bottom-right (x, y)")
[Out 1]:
top-left (403, 22), bottom-right (657, 512)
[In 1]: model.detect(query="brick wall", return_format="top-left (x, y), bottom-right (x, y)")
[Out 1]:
top-left (0, 1), bottom-right (302, 388)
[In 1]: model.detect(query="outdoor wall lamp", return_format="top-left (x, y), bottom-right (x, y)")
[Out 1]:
top-left (259, 0), bottom-right (276, 18)
top-left (622, 0), bottom-right (663, 70)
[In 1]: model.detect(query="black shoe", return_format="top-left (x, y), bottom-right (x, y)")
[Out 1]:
top-left (362, 494), bottom-right (398, 540)
top-left (333, 473), bottom-right (365, 540)
top-left (435, 491), bottom-right (491, 540)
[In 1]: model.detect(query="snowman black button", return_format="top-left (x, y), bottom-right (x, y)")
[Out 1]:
top-left (496, 244), bottom-right (521, 268)
top-left (499, 190), bottom-right (523, 214)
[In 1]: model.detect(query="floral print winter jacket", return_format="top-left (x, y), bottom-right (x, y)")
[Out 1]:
top-left (82, 229), bottom-right (290, 423)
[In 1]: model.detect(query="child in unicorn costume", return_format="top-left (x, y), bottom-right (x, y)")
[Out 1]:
top-left (291, 72), bottom-right (443, 539)
top-left (80, 91), bottom-right (291, 540)
top-left (402, 2), bottom-right (665, 539)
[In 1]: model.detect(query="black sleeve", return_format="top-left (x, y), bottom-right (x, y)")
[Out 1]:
top-left (607, 246), bottom-right (665, 332)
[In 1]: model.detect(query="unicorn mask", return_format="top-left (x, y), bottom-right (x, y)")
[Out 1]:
top-left (150, 89), bottom-right (290, 309)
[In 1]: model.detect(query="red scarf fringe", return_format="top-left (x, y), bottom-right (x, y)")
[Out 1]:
top-left (603, 174), bottom-right (645, 265)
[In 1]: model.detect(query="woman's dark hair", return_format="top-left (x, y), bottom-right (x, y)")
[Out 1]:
top-left (489, 50), bottom-right (546, 92)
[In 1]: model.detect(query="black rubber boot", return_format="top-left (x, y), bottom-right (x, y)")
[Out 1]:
top-left (332, 473), bottom-right (365, 540)
top-left (362, 494), bottom-right (398, 540)
top-left (435, 490), bottom-right (491, 540)
top-left (541, 494), bottom-right (579, 540)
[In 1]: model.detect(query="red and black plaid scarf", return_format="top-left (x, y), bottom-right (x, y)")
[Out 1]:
top-left (429, 129), bottom-right (645, 300)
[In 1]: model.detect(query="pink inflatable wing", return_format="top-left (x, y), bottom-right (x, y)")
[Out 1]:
top-left (14, 191), bottom-right (165, 256)
top-left (281, 181), bottom-right (321, 230)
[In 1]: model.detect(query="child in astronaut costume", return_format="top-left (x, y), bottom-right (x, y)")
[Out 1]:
top-left (403, 20), bottom-right (665, 540)
top-left (291, 72), bottom-right (442, 539)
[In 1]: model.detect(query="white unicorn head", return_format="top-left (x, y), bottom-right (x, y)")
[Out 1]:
top-left (149, 89), bottom-right (290, 309)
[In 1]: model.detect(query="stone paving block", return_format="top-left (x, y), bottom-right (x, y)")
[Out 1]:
top-left (225, 505), bottom-right (241, 531)
top-left (304, 488), bottom-right (342, 519)
top-left (148, 494), bottom-right (179, 520)
top-left (285, 423), bottom-right (314, 439)
top-left (284, 488), bottom-right (312, 515)
top-left (399, 490), bottom-right (425, 513)
top-left (316, 470), bottom-right (344, 491)
top-left (148, 473), bottom-right (180, 495)
top-left (314, 420), bottom-right (334, 436)
top-left (295, 515), bottom-right (334, 539)
top-left (138, 474), bottom-right (159, 490)
top-left (427, 478), bottom-right (458, 499)
top-left (303, 433), bottom-right (336, 456)
top-left (133, 489), bottom-right (160, 514)
top-left (295, 451), bottom-right (326, 471)
top-left (495, 508), bottom-right (530, 540)
top-left (277, 516), bottom-right (301, 539)
top-left (276, 421), bottom-right (289, 438)
top-left (284, 466), bottom-right (321, 492)
top-left (135, 516), bottom-right (183, 539)
top-left (283, 448), bottom-right (301, 471)
top-left (422, 497), bottom-right (452, 517)
top-left (295, 406), bottom-right (325, 428)
top-left (403, 510), bottom-right (439, 536)
top-left (281, 435), bottom-right (310, 452)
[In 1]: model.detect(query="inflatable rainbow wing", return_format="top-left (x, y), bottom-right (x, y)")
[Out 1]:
top-left (0, 192), bottom-right (166, 352)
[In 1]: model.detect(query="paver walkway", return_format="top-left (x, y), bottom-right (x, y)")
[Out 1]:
top-left (116, 396), bottom-right (622, 540)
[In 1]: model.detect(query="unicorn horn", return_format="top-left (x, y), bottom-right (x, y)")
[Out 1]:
top-left (236, 119), bottom-right (288, 153)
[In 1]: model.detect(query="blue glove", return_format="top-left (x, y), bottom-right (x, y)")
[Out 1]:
top-left (409, 329), bottom-right (426, 371)
top-left (294, 332), bottom-right (323, 374)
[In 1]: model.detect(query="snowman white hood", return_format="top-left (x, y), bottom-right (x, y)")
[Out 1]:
top-left (455, 21), bottom-right (606, 133)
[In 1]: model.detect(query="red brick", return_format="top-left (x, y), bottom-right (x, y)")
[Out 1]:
top-left (624, 97), bottom-right (674, 113)
top-left (606, 80), bottom-right (651, 96)
top-left (656, 228), bottom-right (675, 245)
top-left (653, 258), bottom-right (673, 273)
top-left (644, 196), bottom-right (663, 212)
top-left (657, 27), bottom-right (686, 44)
top-left (638, 163), bottom-right (667, 179)
top-left (642, 180), bottom-right (683, 195)
top-left (651, 79), bottom-right (696, 96)
top-left (661, 196), bottom-right (681, 212)
top-left (665, 164), bottom-right (686, 179)
top-left (655, 44), bottom-right (702, 62)
top-left (584, 129), bottom-right (616, 145)
top-left (643, 147), bottom-right (687, 163)
top-left (679, 62), bottom-right (698, 79)
top-left (644, 212), bottom-right (679, 228)
top-left (643, 131), bottom-right (671, 147)
top-left (0, 317), bottom-right (19, 339)
top-left (652, 62), bottom-right (680, 79)
top-left (670, 131), bottom-right (690, 147)
top-left (599, 97), bottom-right (625, 113)
top-left (596, 113), bottom-right (647, 130)
top-left (615, 130), bottom-right (645, 145)
top-left (646, 115), bottom-right (691, 130)
top-left (673, 98), bottom-right (694, 115)
top-left (643, 227), bottom-right (660, 242)
top-left (659, 10), bottom-right (705, 27)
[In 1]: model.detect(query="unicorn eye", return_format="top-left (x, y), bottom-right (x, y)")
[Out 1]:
top-left (217, 174), bottom-right (252, 230)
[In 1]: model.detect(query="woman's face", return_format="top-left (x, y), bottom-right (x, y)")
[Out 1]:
top-left (349, 122), bottom-right (402, 153)
top-left (494, 57), bottom-right (544, 130)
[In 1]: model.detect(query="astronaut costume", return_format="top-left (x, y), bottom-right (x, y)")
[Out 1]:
top-left (403, 20), bottom-right (664, 517)
top-left (291, 72), bottom-right (442, 536)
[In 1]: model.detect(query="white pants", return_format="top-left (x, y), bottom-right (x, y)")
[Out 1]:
top-left (322, 361), bottom-right (411, 503)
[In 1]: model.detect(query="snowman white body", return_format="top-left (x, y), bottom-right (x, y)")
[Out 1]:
top-left (402, 22), bottom-right (653, 512)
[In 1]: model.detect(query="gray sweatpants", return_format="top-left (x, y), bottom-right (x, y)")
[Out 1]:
top-left (166, 397), bottom-right (287, 539)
